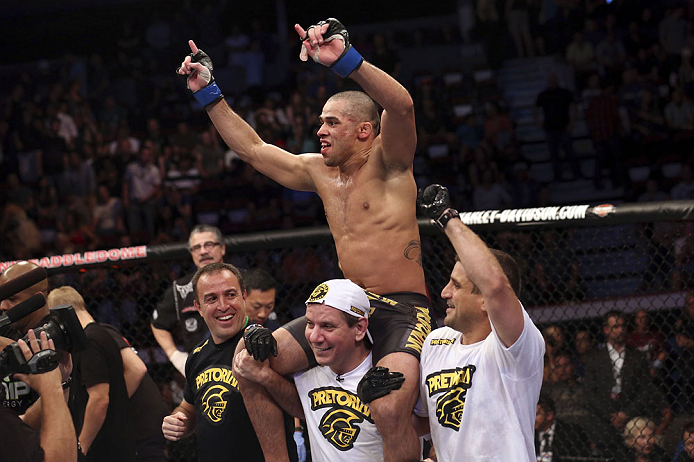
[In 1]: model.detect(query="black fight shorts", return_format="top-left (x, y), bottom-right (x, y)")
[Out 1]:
top-left (282, 291), bottom-right (435, 368)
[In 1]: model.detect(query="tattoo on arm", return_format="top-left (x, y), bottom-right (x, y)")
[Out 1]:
top-left (404, 240), bottom-right (422, 267)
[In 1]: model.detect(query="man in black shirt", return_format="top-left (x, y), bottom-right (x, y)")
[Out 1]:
top-left (101, 324), bottom-right (169, 462)
top-left (243, 268), bottom-right (281, 331)
top-left (47, 286), bottom-right (133, 462)
top-left (162, 262), bottom-right (297, 461)
top-left (534, 72), bottom-right (581, 181)
top-left (150, 224), bottom-right (226, 377)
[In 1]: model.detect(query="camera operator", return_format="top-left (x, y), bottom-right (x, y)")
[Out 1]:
top-left (0, 329), bottom-right (77, 462)
top-left (47, 286), bottom-right (133, 462)
top-left (1, 261), bottom-right (51, 414)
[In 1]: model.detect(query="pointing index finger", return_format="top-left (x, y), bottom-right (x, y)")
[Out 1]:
top-left (294, 24), bottom-right (307, 41)
top-left (188, 40), bottom-right (199, 54)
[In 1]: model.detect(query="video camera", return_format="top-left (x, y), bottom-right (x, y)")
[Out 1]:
top-left (0, 304), bottom-right (88, 379)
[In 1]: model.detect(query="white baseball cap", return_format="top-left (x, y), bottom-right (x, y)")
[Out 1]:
top-left (305, 279), bottom-right (372, 342)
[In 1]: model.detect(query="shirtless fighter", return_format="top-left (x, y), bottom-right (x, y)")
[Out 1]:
top-left (177, 18), bottom-right (432, 461)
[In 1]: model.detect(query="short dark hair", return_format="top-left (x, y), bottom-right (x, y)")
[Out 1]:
top-left (604, 310), bottom-right (626, 326)
top-left (192, 262), bottom-right (245, 302)
top-left (462, 249), bottom-right (521, 297)
top-left (243, 268), bottom-right (278, 293)
top-left (552, 348), bottom-right (574, 361)
top-left (537, 393), bottom-right (555, 414)
top-left (327, 91), bottom-right (381, 136)
top-left (683, 421), bottom-right (694, 437)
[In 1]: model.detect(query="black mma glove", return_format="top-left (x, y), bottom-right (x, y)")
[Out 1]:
top-left (357, 366), bottom-right (405, 404)
top-left (417, 184), bottom-right (460, 231)
top-left (243, 324), bottom-right (278, 362)
top-left (179, 48), bottom-right (224, 108)
top-left (300, 18), bottom-right (364, 78)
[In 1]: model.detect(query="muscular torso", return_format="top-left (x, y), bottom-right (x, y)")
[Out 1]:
top-left (308, 144), bottom-right (426, 296)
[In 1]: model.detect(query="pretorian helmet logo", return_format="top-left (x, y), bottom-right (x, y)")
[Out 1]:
top-left (307, 283), bottom-right (329, 302)
top-left (201, 384), bottom-right (229, 424)
top-left (436, 387), bottom-right (466, 430)
top-left (319, 409), bottom-right (363, 451)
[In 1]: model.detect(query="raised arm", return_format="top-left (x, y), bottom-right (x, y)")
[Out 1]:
top-left (418, 185), bottom-right (523, 346)
top-left (296, 19), bottom-right (416, 169)
top-left (177, 41), bottom-right (315, 192)
top-left (350, 62), bottom-right (416, 169)
top-left (14, 330), bottom-right (77, 462)
top-left (444, 219), bottom-right (523, 346)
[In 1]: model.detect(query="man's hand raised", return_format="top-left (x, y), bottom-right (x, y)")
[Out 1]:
top-left (295, 18), bottom-right (364, 78)
top-left (176, 40), bottom-right (224, 107)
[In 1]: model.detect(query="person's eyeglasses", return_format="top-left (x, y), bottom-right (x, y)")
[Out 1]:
top-left (189, 241), bottom-right (221, 253)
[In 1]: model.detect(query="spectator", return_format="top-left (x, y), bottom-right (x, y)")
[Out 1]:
top-left (671, 164), bottom-right (694, 200)
top-left (630, 88), bottom-right (667, 148)
top-left (674, 421), bottom-right (694, 462)
top-left (193, 129), bottom-right (225, 179)
top-left (122, 144), bottom-right (161, 240)
top-left (508, 161), bottom-right (540, 208)
top-left (542, 349), bottom-right (593, 431)
top-left (535, 393), bottom-right (592, 461)
top-left (618, 417), bottom-right (670, 462)
top-left (659, 6), bottom-right (687, 63)
top-left (565, 32), bottom-right (596, 92)
top-left (627, 309), bottom-right (667, 378)
top-left (666, 291), bottom-right (694, 412)
top-left (527, 229), bottom-right (583, 304)
top-left (535, 72), bottom-right (581, 181)
top-left (574, 329), bottom-right (594, 376)
top-left (584, 78), bottom-right (623, 188)
top-left (482, 101), bottom-right (514, 151)
top-left (505, 0), bottom-right (535, 58)
top-left (583, 311), bottom-right (673, 459)
top-left (107, 124), bottom-right (140, 156)
top-left (472, 168), bottom-right (512, 210)
top-left (664, 88), bottom-right (694, 132)
top-left (91, 184), bottom-right (124, 247)
top-left (59, 150), bottom-right (96, 199)
top-left (595, 32), bottom-right (627, 81)
top-left (638, 177), bottom-right (670, 203)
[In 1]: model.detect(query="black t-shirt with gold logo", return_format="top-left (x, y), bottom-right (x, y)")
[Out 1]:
top-left (183, 332), bottom-right (297, 462)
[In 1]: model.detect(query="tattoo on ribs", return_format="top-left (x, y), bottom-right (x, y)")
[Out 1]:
top-left (404, 240), bottom-right (422, 267)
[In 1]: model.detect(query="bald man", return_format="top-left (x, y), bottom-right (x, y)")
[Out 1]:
top-left (0, 261), bottom-right (50, 341)
top-left (0, 261), bottom-right (51, 415)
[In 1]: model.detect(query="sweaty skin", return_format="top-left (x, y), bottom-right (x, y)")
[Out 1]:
top-left (310, 142), bottom-right (425, 296)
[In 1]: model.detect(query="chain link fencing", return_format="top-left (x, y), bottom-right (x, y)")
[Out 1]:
top-left (4, 200), bottom-right (694, 461)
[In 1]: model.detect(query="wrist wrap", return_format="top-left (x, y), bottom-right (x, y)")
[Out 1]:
top-left (331, 47), bottom-right (364, 78)
top-left (193, 82), bottom-right (224, 108)
top-left (436, 209), bottom-right (460, 231)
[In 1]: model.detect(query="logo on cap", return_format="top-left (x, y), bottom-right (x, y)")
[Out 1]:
top-left (308, 283), bottom-right (329, 302)
top-left (350, 306), bottom-right (365, 316)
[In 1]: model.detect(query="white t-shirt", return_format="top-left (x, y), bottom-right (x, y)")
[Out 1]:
top-left (294, 353), bottom-right (383, 462)
top-left (416, 307), bottom-right (545, 461)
